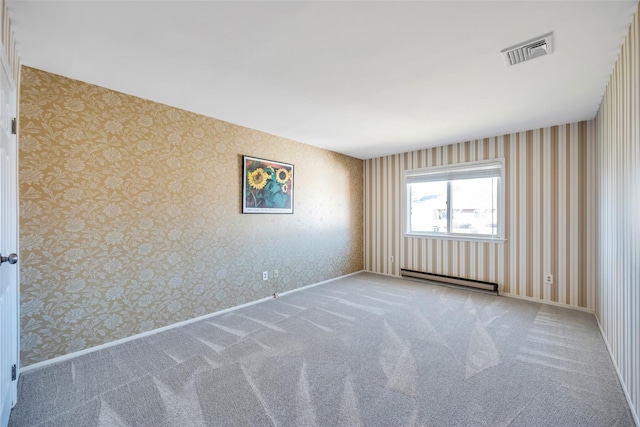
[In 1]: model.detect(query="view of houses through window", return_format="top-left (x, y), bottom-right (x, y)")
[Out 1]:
top-left (404, 159), bottom-right (503, 240)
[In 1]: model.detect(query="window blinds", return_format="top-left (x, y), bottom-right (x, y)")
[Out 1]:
top-left (405, 161), bottom-right (502, 184)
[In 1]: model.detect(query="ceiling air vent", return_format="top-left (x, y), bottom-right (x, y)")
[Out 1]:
top-left (501, 32), bottom-right (554, 67)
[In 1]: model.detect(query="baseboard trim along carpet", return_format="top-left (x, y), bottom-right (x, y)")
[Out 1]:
top-left (9, 271), bottom-right (634, 426)
top-left (596, 316), bottom-right (640, 426)
top-left (20, 270), bottom-right (365, 374)
top-left (500, 291), bottom-right (595, 314)
top-left (400, 268), bottom-right (499, 294)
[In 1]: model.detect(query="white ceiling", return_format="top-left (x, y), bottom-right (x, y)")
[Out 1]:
top-left (7, 1), bottom-right (639, 159)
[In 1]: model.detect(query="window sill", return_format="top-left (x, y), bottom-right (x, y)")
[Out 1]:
top-left (404, 233), bottom-right (506, 243)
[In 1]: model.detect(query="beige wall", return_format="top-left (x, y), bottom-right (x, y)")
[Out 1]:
top-left (595, 1), bottom-right (640, 421)
top-left (18, 67), bottom-right (363, 366)
top-left (364, 121), bottom-right (598, 310)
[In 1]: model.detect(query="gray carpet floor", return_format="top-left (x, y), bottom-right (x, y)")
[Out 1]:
top-left (8, 272), bottom-right (635, 426)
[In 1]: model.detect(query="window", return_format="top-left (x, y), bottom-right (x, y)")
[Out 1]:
top-left (404, 159), bottom-right (505, 241)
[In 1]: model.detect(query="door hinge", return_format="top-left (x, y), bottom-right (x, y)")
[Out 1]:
top-left (11, 364), bottom-right (16, 381)
top-left (11, 117), bottom-right (16, 135)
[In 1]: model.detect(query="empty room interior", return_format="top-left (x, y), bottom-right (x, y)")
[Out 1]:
top-left (1, 1), bottom-right (640, 426)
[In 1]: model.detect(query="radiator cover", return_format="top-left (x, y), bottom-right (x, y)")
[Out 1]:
top-left (401, 269), bottom-right (499, 295)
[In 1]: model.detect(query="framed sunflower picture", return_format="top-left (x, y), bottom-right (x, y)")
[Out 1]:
top-left (242, 155), bottom-right (294, 214)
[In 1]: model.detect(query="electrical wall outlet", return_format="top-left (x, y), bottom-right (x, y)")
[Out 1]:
top-left (544, 274), bottom-right (553, 285)
top-left (273, 269), bottom-right (279, 278)
top-left (262, 271), bottom-right (268, 281)
top-left (389, 256), bottom-right (394, 263)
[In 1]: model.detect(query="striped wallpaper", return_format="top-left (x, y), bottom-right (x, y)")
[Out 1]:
top-left (364, 120), bottom-right (598, 310)
top-left (595, 0), bottom-right (640, 422)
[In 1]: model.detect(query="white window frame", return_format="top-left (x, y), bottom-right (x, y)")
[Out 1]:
top-left (403, 158), bottom-right (506, 243)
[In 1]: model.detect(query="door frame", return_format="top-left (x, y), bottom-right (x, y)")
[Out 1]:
top-left (0, 41), bottom-right (19, 427)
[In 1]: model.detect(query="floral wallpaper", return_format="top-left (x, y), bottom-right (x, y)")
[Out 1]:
top-left (19, 67), bottom-right (363, 366)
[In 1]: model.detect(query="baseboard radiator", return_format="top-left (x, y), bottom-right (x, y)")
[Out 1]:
top-left (400, 269), bottom-right (499, 295)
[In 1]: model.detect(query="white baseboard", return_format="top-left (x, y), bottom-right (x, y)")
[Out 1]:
top-left (375, 268), bottom-right (596, 314)
top-left (20, 270), bottom-right (364, 374)
top-left (595, 316), bottom-right (640, 427)
top-left (276, 270), bottom-right (363, 298)
top-left (498, 292), bottom-right (595, 314)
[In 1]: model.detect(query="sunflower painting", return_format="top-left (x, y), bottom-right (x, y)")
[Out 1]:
top-left (242, 155), bottom-right (294, 213)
